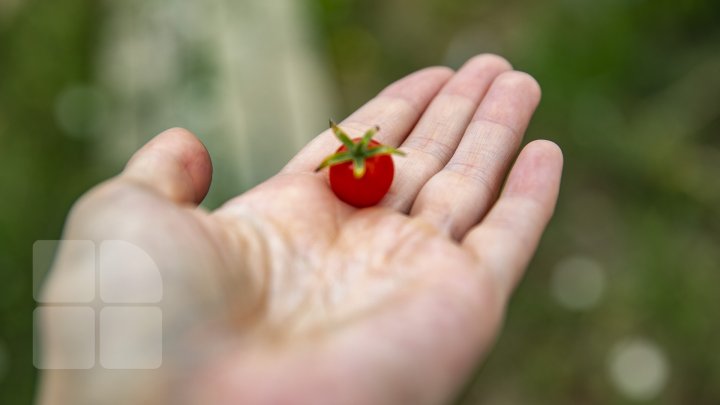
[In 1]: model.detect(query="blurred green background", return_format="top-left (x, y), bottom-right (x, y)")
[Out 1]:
top-left (2, 0), bottom-right (720, 403)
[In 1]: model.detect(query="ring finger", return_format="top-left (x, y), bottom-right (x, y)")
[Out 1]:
top-left (411, 70), bottom-right (543, 240)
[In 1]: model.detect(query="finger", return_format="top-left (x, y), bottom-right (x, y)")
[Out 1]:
top-left (380, 54), bottom-right (512, 211)
top-left (463, 140), bottom-right (563, 296)
top-left (122, 127), bottom-right (213, 205)
top-left (281, 66), bottom-right (454, 173)
top-left (411, 71), bottom-right (542, 239)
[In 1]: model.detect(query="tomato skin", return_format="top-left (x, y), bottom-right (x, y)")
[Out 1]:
top-left (329, 139), bottom-right (394, 208)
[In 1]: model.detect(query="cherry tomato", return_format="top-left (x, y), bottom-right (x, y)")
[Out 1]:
top-left (315, 122), bottom-right (405, 208)
top-left (329, 139), bottom-right (394, 208)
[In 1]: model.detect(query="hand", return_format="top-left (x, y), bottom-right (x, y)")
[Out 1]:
top-left (38, 54), bottom-right (562, 405)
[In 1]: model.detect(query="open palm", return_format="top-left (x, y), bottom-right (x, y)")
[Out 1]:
top-left (40, 55), bottom-right (562, 405)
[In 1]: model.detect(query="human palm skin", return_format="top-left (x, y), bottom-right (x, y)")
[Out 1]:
top-left (39, 55), bottom-right (563, 405)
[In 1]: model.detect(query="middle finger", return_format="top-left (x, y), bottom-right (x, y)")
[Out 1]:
top-left (379, 54), bottom-right (512, 212)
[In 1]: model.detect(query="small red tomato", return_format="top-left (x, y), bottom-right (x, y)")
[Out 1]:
top-left (316, 121), bottom-right (405, 208)
top-left (329, 139), bottom-right (394, 207)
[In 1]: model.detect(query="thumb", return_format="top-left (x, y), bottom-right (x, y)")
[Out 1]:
top-left (122, 127), bottom-right (213, 205)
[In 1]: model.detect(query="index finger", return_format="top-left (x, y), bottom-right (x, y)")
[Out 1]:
top-left (281, 67), bottom-right (453, 174)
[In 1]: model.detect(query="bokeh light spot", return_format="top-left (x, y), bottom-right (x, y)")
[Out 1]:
top-left (550, 255), bottom-right (606, 310)
top-left (54, 84), bottom-right (109, 138)
top-left (608, 337), bottom-right (669, 401)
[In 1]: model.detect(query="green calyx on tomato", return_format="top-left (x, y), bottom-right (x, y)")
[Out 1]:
top-left (315, 120), bottom-right (405, 179)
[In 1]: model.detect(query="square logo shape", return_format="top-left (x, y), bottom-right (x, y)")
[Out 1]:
top-left (99, 306), bottom-right (163, 369)
top-left (34, 240), bottom-right (95, 303)
top-left (99, 240), bottom-right (163, 303)
top-left (34, 306), bottom-right (95, 369)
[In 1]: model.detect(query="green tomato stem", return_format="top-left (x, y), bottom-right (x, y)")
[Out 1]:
top-left (315, 121), bottom-right (406, 178)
